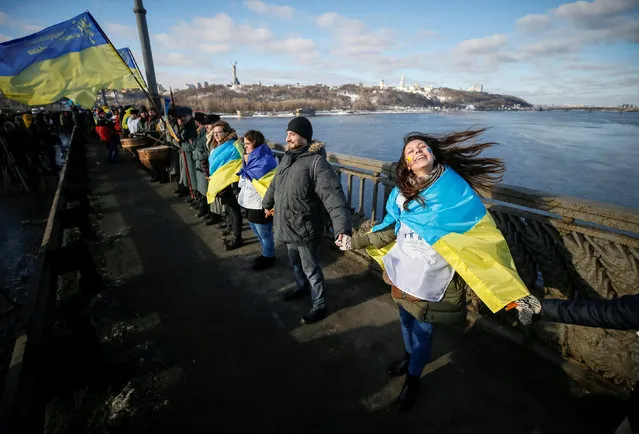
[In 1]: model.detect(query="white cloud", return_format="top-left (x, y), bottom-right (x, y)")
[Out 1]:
top-left (156, 52), bottom-right (202, 68)
top-left (516, 14), bottom-right (552, 32)
top-left (518, 39), bottom-right (578, 58)
top-left (197, 44), bottom-right (231, 54)
top-left (266, 38), bottom-right (318, 60)
top-left (244, 0), bottom-right (294, 19)
top-left (106, 23), bottom-right (137, 40)
top-left (417, 29), bottom-right (438, 39)
top-left (315, 13), bottom-right (395, 57)
top-left (316, 12), bottom-right (339, 27)
top-left (453, 34), bottom-right (509, 55)
top-left (153, 13), bottom-right (317, 62)
top-left (552, 0), bottom-right (638, 22)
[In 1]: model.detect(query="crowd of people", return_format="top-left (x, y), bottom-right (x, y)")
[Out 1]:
top-left (89, 103), bottom-right (637, 426)
top-left (0, 106), bottom-right (88, 191)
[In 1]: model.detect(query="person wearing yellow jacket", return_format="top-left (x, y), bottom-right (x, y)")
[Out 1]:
top-left (121, 106), bottom-right (133, 136)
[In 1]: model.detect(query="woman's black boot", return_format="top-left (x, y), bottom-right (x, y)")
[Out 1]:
top-left (387, 352), bottom-right (411, 377)
top-left (395, 374), bottom-right (420, 411)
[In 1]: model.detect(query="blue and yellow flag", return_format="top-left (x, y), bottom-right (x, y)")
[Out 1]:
top-left (0, 12), bottom-right (141, 108)
top-left (102, 47), bottom-right (145, 90)
top-left (236, 143), bottom-right (278, 198)
top-left (206, 139), bottom-right (244, 203)
top-left (368, 167), bottom-right (529, 313)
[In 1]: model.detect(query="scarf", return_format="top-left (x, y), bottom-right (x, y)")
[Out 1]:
top-left (408, 162), bottom-right (445, 189)
top-left (206, 130), bottom-right (216, 150)
top-left (219, 130), bottom-right (237, 145)
top-left (237, 143), bottom-right (278, 181)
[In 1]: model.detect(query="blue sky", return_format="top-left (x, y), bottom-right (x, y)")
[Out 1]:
top-left (1, 0), bottom-right (638, 105)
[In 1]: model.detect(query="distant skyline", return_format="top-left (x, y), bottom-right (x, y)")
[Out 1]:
top-left (0, 0), bottom-right (637, 105)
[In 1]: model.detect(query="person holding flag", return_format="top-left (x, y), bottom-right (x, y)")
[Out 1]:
top-left (348, 129), bottom-right (534, 411)
top-left (237, 130), bottom-right (278, 270)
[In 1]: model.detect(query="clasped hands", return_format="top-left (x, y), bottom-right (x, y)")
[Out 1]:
top-left (263, 208), bottom-right (351, 251)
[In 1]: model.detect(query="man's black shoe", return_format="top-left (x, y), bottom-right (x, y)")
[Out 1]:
top-left (301, 307), bottom-right (327, 325)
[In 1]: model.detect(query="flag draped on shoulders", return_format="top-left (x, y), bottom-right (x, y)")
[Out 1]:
top-left (206, 139), bottom-right (243, 203)
top-left (236, 143), bottom-right (278, 198)
top-left (367, 166), bottom-right (529, 313)
top-left (0, 12), bottom-right (142, 108)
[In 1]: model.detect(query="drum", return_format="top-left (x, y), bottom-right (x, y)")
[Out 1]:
top-left (137, 145), bottom-right (171, 183)
top-left (120, 137), bottom-right (152, 158)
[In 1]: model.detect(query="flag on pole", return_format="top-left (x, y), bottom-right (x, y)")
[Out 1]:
top-left (0, 12), bottom-right (142, 108)
top-left (101, 47), bottom-right (145, 90)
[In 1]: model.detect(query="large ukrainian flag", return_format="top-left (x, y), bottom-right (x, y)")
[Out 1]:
top-left (206, 139), bottom-right (244, 203)
top-left (368, 167), bottom-right (529, 313)
top-left (236, 143), bottom-right (278, 197)
top-left (0, 12), bottom-right (141, 108)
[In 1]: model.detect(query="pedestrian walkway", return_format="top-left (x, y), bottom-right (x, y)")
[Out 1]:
top-left (49, 143), bottom-right (626, 434)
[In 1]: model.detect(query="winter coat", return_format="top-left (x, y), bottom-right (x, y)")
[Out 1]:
top-left (179, 119), bottom-right (198, 191)
top-left (192, 127), bottom-right (210, 195)
top-left (541, 295), bottom-right (639, 330)
top-left (95, 124), bottom-right (115, 142)
top-left (262, 142), bottom-right (352, 245)
top-left (352, 225), bottom-right (466, 324)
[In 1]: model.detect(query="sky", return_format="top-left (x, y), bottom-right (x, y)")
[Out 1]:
top-left (0, 0), bottom-right (638, 105)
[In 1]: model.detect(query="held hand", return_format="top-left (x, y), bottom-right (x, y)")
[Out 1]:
top-left (511, 295), bottom-right (542, 325)
top-left (264, 209), bottom-right (275, 218)
top-left (335, 233), bottom-right (352, 251)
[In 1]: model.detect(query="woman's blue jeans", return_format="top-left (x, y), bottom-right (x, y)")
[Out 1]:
top-left (248, 221), bottom-right (274, 258)
top-left (398, 305), bottom-right (434, 377)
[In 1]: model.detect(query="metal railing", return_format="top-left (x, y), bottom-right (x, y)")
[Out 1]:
top-left (270, 143), bottom-right (639, 386)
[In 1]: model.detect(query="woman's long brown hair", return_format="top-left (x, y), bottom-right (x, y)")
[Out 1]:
top-left (396, 129), bottom-right (504, 210)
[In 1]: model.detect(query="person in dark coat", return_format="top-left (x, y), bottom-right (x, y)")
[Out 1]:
top-left (262, 116), bottom-right (352, 325)
top-left (175, 106), bottom-right (198, 202)
top-left (514, 294), bottom-right (639, 330)
top-left (515, 294), bottom-right (638, 434)
top-left (192, 112), bottom-right (219, 220)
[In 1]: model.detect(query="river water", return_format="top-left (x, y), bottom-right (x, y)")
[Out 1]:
top-left (229, 111), bottom-right (639, 210)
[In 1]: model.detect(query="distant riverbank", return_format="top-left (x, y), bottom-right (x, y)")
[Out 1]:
top-left (220, 106), bottom-right (536, 119)
top-left (224, 111), bottom-right (639, 210)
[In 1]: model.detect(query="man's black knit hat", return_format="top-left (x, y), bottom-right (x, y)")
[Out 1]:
top-left (287, 116), bottom-right (313, 143)
top-left (204, 114), bottom-right (220, 124)
top-left (193, 111), bottom-right (206, 124)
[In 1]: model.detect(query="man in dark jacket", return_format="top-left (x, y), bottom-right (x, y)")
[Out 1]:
top-left (516, 294), bottom-right (638, 434)
top-left (263, 117), bottom-right (352, 324)
top-left (515, 294), bottom-right (639, 330)
top-left (175, 106), bottom-right (198, 201)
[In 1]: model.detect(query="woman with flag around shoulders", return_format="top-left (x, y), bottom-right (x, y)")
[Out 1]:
top-left (236, 130), bottom-right (278, 271)
top-left (347, 129), bottom-right (536, 411)
top-left (206, 120), bottom-right (244, 250)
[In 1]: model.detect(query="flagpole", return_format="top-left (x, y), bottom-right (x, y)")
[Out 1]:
top-left (88, 12), bottom-right (180, 153)
top-left (133, 0), bottom-right (160, 109)
top-left (127, 47), bottom-right (148, 89)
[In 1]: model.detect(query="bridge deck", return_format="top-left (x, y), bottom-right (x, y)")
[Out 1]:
top-left (45, 144), bottom-right (626, 433)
